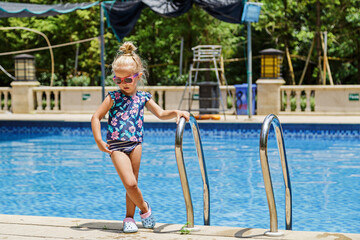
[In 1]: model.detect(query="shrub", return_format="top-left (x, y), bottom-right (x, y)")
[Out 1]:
top-left (67, 75), bottom-right (90, 86)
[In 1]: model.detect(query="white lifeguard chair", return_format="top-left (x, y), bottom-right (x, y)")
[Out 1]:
top-left (178, 45), bottom-right (233, 118)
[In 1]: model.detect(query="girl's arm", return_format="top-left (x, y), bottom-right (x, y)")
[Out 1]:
top-left (91, 95), bottom-right (113, 154)
top-left (145, 98), bottom-right (190, 124)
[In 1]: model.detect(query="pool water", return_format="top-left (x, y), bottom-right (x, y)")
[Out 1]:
top-left (0, 121), bottom-right (359, 234)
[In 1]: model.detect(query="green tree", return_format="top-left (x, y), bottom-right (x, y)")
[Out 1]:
top-left (0, 0), bottom-right (102, 86)
top-left (256, 0), bottom-right (359, 85)
top-left (120, 5), bottom-right (244, 86)
top-left (1, 0), bottom-right (359, 86)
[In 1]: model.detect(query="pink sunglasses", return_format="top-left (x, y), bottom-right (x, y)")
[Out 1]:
top-left (113, 72), bottom-right (139, 84)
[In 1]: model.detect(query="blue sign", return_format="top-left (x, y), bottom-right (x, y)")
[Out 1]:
top-left (241, 2), bottom-right (262, 23)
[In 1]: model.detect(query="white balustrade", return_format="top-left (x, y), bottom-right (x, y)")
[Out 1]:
top-left (295, 90), bottom-right (301, 112)
top-left (3, 83), bottom-right (360, 115)
top-left (34, 87), bottom-right (63, 112)
top-left (158, 90), bottom-right (164, 109)
top-left (281, 86), bottom-right (315, 113)
top-left (286, 90), bottom-right (291, 112)
top-left (140, 86), bottom-right (168, 110)
top-left (305, 90), bottom-right (311, 112)
top-left (32, 86), bottom-right (172, 113)
top-left (0, 87), bottom-right (11, 112)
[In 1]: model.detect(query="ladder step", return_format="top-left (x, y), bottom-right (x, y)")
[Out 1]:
top-left (191, 68), bottom-right (223, 71)
top-left (194, 97), bottom-right (220, 100)
top-left (182, 97), bottom-right (220, 100)
top-left (190, 108), bottom-right (223, 111)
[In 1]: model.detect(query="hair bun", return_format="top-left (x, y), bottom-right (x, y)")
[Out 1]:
top-left (119, 42), bottom-right (137, 55)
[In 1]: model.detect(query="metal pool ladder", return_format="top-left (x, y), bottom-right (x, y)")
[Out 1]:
top-left (175, 114), bottom-right (210, 230)
top-left (259, 114), bottom-right (292, 236)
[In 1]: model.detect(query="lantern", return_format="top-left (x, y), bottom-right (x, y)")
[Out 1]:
top-left (259, 49), bottom-right (284, 79)
top-left (13, 54), bottom-right (36, 81)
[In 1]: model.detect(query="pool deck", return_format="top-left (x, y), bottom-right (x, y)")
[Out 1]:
top-left (1, 214), bottom-right (359, 240)
top-left (1, 112), bottom-right (360, 124)
top-left (1, 113), bottom-right (360, 240)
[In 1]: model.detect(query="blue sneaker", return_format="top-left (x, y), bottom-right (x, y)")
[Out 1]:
top-left (122, 217), bottom-right (138, 233)
top-left (139, 201), bottom-right (156, 229)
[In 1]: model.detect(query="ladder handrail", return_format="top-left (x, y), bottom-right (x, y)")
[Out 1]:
top-left (175, 115), bottom-right (210, 228)
top-left (259, 114), bottom-right (292, 236)
top-left (189, 114), bottom-right (210, 225)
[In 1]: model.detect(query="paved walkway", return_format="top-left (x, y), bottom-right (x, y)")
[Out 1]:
top-left (1, 112), bottom-right (360, 123)
top-left (1, 214), bottom-right (359, 240)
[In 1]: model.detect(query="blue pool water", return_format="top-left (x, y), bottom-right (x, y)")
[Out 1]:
top-left (0, 121), bottom-right (359, 234)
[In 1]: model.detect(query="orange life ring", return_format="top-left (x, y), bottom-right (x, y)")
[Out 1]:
top-left (194, 114), bottom-right (221, 120)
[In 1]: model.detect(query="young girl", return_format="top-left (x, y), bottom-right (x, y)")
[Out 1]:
top-left (91, 42), bottom-right (190, 233)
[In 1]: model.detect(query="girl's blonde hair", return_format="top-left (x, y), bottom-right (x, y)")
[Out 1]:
top-left (112, 42), bottom-right (147, 83)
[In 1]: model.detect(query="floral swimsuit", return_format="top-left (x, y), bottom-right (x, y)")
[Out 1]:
top-left (106, 90), bottom-right (152, 154)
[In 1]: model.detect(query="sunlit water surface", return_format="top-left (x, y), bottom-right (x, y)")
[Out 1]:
top-left (0, 122), bottom-right (359, 233)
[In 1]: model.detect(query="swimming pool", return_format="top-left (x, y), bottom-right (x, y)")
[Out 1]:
top-left (0, 121), bottom-right (359, 234)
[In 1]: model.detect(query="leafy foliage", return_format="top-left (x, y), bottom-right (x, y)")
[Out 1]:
top-left (0, 0), bottom-right (359, 86)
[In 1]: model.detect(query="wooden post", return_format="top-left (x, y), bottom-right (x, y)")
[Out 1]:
top-left (286, 46), bottom-right (295, 85)
top-left (322, 32), bottom-right (327, 85)
top-left (299, 38), bottom-right (315, 85)
top-left (320, 33), bottom-right (334, 85)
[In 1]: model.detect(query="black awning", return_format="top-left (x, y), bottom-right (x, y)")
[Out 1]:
top-left (0, 1), bottom-right (99, 18)
top-left (103, 0), bottom-right (246, 41)
top-left (1, 0), bottom-right (246, 42)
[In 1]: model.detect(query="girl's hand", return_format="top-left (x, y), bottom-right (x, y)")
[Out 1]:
top-left (96, 140), bottom-right (113, 154)
top-left (176, 110), bottom-right (190, 124)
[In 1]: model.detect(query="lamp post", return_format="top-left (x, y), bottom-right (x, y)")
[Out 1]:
top-left (256, 48), bottom-right (285, 116)
top-left (13, 54), bottom-right (36, 81)
top-left (241, 2), bottom-right (262, 119)
top-left (11, 54), bottom-right (40, 113)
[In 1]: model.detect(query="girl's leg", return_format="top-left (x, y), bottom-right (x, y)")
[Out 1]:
top-left (111, 148), bottom-right (148, 216)
top-left (125, 144), bottom-right (144, 217)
